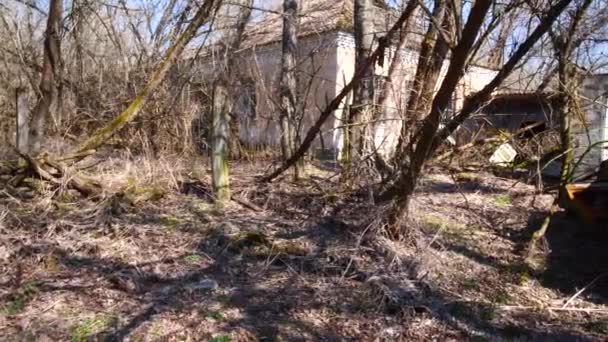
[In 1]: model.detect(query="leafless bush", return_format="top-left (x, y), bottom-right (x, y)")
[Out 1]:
top-left (0, 0), bottom-right (203, 156)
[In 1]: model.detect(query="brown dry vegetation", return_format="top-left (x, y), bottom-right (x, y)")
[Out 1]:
top-left (1, 152), bottom-right (607, 341)
top-left (2, 0), bottom-right (608, 340)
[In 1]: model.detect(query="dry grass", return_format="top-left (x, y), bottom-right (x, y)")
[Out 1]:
top-left (0, 155), bottom-right (607, 341)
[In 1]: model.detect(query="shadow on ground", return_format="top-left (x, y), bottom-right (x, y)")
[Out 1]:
top-left (2, 176), bottom-right (605, 341)
top-left (539, 212), bottom-right (608, 305)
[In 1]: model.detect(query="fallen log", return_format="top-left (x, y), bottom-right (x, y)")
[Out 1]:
top-left (2, 149), bottom-right (102, 198)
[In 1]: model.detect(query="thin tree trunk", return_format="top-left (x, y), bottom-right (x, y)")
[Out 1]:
top-left (372, 0), bottom-right (418, 174)
top-left (554, 0), bottom-right (592, 201)
top-left (486, 11), bottom-right (514, 69)
top-left (262, 4), bottom-right (418, 182)
top-left (16, 87), bottom-right (30, 153)
top-left (557, 55), bottom-right (575, 202)
top-left (77, 0), bottom-right (221, 153)
top-left (28, 0), bottom-right (62, 155)
top-left (375, 0), bottom-right (418, 109)
top-left (391, 0), bottom-right (447, 164)
top-left (212, 81), bottom-right (231, 202)
top-left (280, 0), bottom-right (301, 180)
top-left (412, 0), bottom-right (459, 119)
top-left (429, 0), bottom-right (575, 152)
top-left (346, 0), bottom-right (375, 166)
top-left (211, 0), bottom-right (252, 204)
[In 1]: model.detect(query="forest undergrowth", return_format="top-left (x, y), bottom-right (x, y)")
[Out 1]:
top-left (1, 150), bottom-right (607, 341)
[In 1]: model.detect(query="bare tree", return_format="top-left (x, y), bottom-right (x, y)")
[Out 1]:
top-left (15, 87), bottom-right (29, 152)
top-left (279, 0), bottom-right (301, 179)
top-left (263, 2), bottom-right (420, 182)
top-left (525, 0), bottom-right (596, 258)
top-left (28, 0), bottom-right (62, 155)
top-left (391, 0), bottom-right (457, 167)
top-left (381, 0), bottom-right (575, 237)
top-left (77, 0), bottom-right (222, 152)
top-left (211, 0), bottom-right (253, 203)
top-left (344, 0), bottom-right (376, 166)
top-left (551, 0), bottom-right (593, 200)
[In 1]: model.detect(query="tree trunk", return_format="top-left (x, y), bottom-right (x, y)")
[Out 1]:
top-left (262, 4), bottom-right (418, 182)
top-left (376, 0), bottom-right (418, 110)
top-left (211, 0), bottom-right (252, 203)
top-left (346, 0), bottom-right (375, 165)
top-left (554, 0), bottom-right (592, 201)
top-left (405, 0), bottom-right (447, 120)
top-left (557, 54), bottom-right (575, 203)
top-left (280, 0), bottom-right (301, 180)
top-left (382, 0), bottom-right (575, 237)
top-left (212, 81), bottom-right (231, 203)
top-left (77, 0), bottom-right (221, 153)
top-left (526, 0), bottom-right (592, 259)
top-left (486, 11), bottom-right (514, 69)
top-left (391, 0), bottom-right (447, 165)
top-left (28, 0), bottom-right (62, 155)
top-left (386, 0), bottom-right (493, 236)
top-left (16, 88), bottom-right (30, 153)
top-left (372, 0), bottom-right (418, 173)
top-left (412, 0), bottom-right (459, 119)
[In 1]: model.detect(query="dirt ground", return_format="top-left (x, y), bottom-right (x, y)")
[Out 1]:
top-left (1, 156), bottom-right (607, 341)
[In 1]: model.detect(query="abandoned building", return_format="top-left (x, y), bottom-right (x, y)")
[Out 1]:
top-left (195, 0), bottom-right (499, 159)
top-left (461, 72), bottom-right (608, 175)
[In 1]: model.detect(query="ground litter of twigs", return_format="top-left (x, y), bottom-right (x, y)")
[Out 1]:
top-left (1, 156), bottom-right (607, 341)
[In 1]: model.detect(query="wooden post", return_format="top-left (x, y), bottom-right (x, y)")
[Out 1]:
top-left (212, 82), bottom-right (231, 203)
top-left (15, 87), bottom-right (29, 153)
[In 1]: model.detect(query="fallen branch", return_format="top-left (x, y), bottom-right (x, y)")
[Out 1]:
top-left (435, 122), bottom-right (545, 161)
top-left (10, 148), bottom-right (101, 197)
top-left (562, 273), bottom-right (608, 308)
top-left (231, 195), bottom-right (263, 212)
top-left (497, 305), bottom-right (608, 313)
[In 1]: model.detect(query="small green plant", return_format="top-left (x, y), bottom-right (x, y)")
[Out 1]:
top-left (424, 215), bottom-right (445, 230)
top-left (159, 216), bottom-right (181, 229)
top-left (209, 335), bottom-right (231, 342)
top-left (494, 195), bottom-right (513, 207)
top-left (216, 294), bottom-right (231, 304)
top-left (423, 215), bottom-right (466, 236)
top-left (470, 335), bottom-right (491, 342)
top-left (5, 295), bottom-right (26, 315)
top-left (461, 277), bottom-right (481, 291)
top-left (146, 322), bottom-right (166, 340)
top-left (455, 172), bottom-right (479, 182)
top-left (3, 281), bottom-right (42, 315)
top-left (184, 254), bottom-right (203, 263)
top-left (449, 303), bottom-right (475, 319)
top-left (589, 320), bottom-right (608, 334)
top-left (125, 185), bottom-right (167, 203)
top-left (490, 288), bottom-right (511, 304)
top-left (206, 310), bottom-right (224, 321)
top-left (71, 315), bottom-right (117, 342)
top-left (479, 305), bottom-right (496, 321)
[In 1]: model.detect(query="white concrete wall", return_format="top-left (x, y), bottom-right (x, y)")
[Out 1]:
top-left (196, 30), bottom-right (499, 158)
top-left (578, 74), bottom-right (608, 173)
top-left (333, 32), bottom-right (498, 158)
top-left (195, 33), bottom-right (339, 151)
